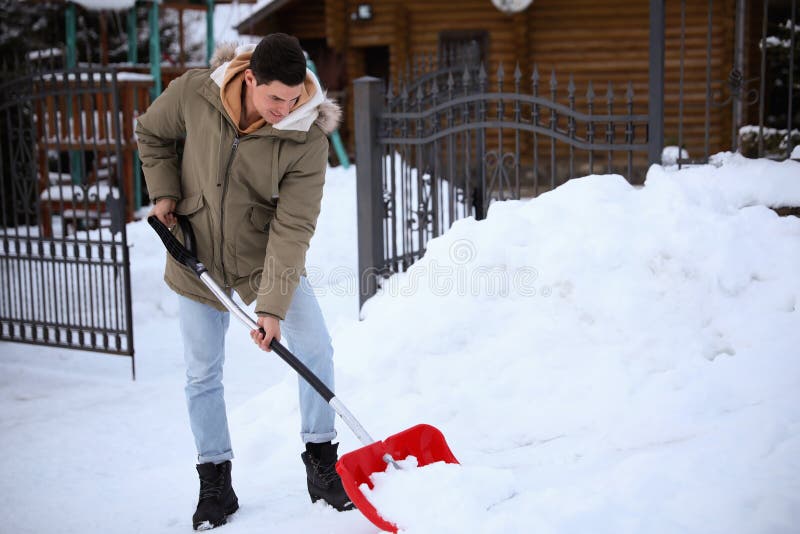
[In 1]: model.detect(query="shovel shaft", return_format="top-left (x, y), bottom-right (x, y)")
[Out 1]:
top-left (197, 271), bottom-right (377, 446)
top-left (148, 216), bottom-right (378, 448)
top-left (201, 269), bottom-right (336, 401)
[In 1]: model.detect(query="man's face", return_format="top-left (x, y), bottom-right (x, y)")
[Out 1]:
top-left (244, 69), bottom-right (303, 125)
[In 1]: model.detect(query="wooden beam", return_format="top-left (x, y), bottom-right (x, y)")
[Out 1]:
top-left (161, 2), bottom-right (208, 11)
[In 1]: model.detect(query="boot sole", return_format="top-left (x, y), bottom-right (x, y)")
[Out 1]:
top-left (192, 504), bottom-right (238, 531)
top-left (309, 492), bottom-right (355, 512)
top-left (193, 519), bottom-right (224, 531)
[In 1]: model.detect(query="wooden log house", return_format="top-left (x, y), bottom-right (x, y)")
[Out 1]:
top-left (237, 0), bottom-right (768, 169)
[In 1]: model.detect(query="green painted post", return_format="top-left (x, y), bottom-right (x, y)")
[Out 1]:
top-left (206, 0), bottom-right (215, 65)
top-left (66, 3), bottom-right (81, 184)
top-left (329, 127), bottom-right (351, 169)
top-left (127, 6), bottom-right (138, 64)
top-left (306, 58), bottom-right (351, 168)
top-left (65, 2), bottom-right (77, 68)
top-left (149, 1), bottom-right (161, 98)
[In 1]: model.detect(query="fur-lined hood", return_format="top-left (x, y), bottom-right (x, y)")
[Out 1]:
top-left (209, 42), bottom-right (341, 135)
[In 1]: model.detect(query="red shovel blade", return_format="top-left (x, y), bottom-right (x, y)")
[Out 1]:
top-left (336, 424), bottom-right (459, 532)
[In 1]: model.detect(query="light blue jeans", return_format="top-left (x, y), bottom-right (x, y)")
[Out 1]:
top-left (178, 276), bottom-right (337, 464)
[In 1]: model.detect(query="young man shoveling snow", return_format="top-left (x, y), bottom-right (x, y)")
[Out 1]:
top-left (136, 33), bottom-right (353, 530)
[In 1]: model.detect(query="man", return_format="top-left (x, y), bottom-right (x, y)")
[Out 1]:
top-left (136, 34), bottom-right (351, 530)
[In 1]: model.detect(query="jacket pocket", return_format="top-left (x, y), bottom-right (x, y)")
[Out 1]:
top-left (249, 204), bottom-right (272, 233)
top-left (234, 204), bottom-right (274, 277)
top-left (173, 193), bottom-right (211, 265)
top-left (174, 194), bottom-right (204, 216)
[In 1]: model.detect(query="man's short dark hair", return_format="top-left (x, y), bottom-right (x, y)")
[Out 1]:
top-left (250, 33), bottom-right (306, 86)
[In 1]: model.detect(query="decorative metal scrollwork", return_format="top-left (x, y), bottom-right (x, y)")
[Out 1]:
top-left (71, 183), bottom-right (101, 204)
top-left (484, 150), bottom-right (517, 203)
top-left (713, 68), bottom-right (760, 108)
top-left (408, 171), bottom-right (434, 233)
top-left (9, 99), bottom-right (37, 220)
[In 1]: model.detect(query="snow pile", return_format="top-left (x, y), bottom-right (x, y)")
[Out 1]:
top-left (654, 152), bottom-right (800, 208)
top-left (323, 156), bottom-right (800, 532)
top-left (362, 457), bottom-right (516, 533)
top-left (1, 155), bottom-right (799, 534)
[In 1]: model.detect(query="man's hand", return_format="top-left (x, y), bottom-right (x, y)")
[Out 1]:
top-left (150, 197), bottom-right (177, 229)
top-left (251, 315), bottom-right (281, 352)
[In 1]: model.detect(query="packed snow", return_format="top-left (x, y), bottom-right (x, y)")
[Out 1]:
top-left (660, 145), bottom-right (689, 166)
top-left (71, 0), bottom-right (136, 10)
top-left (362, 456), bottom-right (516, 533)
top-left (1, 155), bottom-right (799, 534)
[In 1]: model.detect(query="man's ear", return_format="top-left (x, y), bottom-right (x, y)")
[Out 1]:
top-left (244, 69), bottom-right (257, 87)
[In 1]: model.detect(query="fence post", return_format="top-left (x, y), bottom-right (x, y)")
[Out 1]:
top-left (648, 0), bottom-right (665, 165)
top-left (127, 6), bottom-right (138, 64)
top-left (206, 0), bottom-right (215, 66)
top-left (732, 0), bottom-right (747, 152)
top-left (148, 1), bottom-right (162, 98)
top-left (65, 2), bottom-right (77, 68)
top-left (355, 77), bottom-right (385, 312)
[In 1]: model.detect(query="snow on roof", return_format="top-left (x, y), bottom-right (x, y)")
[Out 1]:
top-left (71, 0), bottom-right (137, 10)
top-left (234, 0), bottom-right (283, 33)
top-left (72, 0), bottom-right (259, 9)
top-left (27, 48), bottom-right (63, 60)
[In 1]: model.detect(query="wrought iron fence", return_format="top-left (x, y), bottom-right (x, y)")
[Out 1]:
top-left (0, 59), bottom-right (135, 377)
top-left (672, 0), bottom-right (798, 164)
top-left (355, 61), bottom-right (650, 306)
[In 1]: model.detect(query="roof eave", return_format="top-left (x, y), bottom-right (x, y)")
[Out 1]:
top-left (235, 0), bottom-right (297, 34)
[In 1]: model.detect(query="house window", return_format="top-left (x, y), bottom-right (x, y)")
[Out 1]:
top-left (438, 30), bottom-right (488, 68)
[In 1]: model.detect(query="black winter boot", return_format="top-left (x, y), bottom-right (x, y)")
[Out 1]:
top-left (192, 460), bottom-right (239, 530)
top-left (301, 442), bottom-right (355, 511)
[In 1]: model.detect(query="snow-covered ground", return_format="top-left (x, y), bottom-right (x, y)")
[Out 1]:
top-left (1, 154), bottom-right (799, 534)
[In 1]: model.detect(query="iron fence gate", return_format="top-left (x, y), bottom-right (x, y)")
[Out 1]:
top-left (355, 64), bottom-right (650, 306)
top-left (0, 61), bottom-right (135, 376)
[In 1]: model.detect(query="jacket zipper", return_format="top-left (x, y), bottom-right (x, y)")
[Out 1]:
top-left (219, 135), bottom-right (240, 287)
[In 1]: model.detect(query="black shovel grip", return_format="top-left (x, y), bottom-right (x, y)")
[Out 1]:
top-left (148, 216), bottom-right (206, 276)
top-left (263, 333), bottom-right (335, 403)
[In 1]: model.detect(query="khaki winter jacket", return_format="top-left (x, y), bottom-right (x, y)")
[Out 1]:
top-left (136, 44), bottom-right (341, 319)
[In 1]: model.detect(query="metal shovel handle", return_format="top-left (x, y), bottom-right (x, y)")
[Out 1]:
top-left (147, 215), bottom-right (379, 448)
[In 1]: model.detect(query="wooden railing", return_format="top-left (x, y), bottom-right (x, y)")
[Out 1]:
top-left (33, 70), bottom-right (153, 236)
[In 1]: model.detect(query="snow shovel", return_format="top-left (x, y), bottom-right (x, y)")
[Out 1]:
top-left (148, 215), bottom-right (458, 532)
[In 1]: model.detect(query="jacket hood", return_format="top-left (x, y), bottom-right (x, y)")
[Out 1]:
top-left (209, 43), bottom-right (341, 135)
